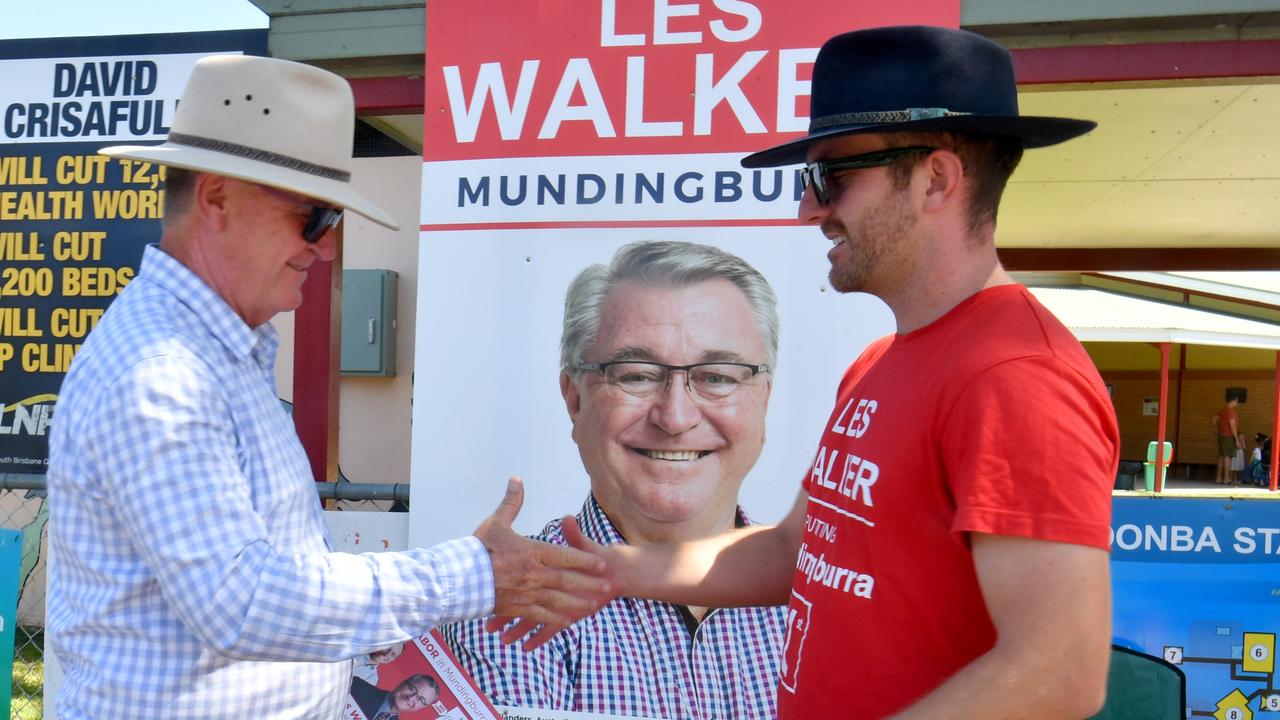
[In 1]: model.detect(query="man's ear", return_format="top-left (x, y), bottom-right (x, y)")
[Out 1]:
top-left (560, 370), bottom-right (581, 425)
top-left (921, 148), bottom-right (964, 215)
top-left (193, 172), bottom-right (232, 231)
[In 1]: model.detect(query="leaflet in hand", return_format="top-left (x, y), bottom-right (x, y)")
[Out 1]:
top-left (344, 629), bottom-right (503, 720)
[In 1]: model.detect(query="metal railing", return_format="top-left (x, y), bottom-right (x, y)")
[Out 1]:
top-left (1, 475), bottom-right (411, 503)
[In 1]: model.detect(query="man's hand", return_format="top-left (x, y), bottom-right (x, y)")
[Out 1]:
top-left (473, 478), bottom-right (612, 650)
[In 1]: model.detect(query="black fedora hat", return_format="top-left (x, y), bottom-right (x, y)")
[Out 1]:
top-left (741, 25), bottom-right (1096, 168)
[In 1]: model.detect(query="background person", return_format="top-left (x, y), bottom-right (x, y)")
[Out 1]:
top-left (1232, 431), bottom-right (1247, 484)
top-left (445, 241), bottom-right (785, 718)
top-left (1215, 395), bottom-right (1241, 484)
top-left (1252, 432), bottom-right (1271, 486)
top-left (498, 26), bottom-right (1119, 720)
top-left (47, 54), bottom-right (605, 719)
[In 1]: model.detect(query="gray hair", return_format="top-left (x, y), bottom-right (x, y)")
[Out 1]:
top-left (161, 167), bottom-right (198, 228)
top-left (561, 240), bottom-right (780, 373)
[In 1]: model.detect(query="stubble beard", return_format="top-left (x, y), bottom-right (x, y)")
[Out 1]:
top-left (825, 219), bottom-right (878, 294)
top-left (824, 191), bottom-right (917, 295)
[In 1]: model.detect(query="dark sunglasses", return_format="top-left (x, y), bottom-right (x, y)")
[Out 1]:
top-left (259, 184), bottom-right (344, 243)
top-left (300, 205), bottom-right (343, 244)
top-left (800, 146), bottom-right (935, 206)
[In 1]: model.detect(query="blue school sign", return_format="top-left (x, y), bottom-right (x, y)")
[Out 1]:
top-left (1111, 495), bottom-right (1280, 717)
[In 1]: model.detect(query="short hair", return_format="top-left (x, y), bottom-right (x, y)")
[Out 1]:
top-left (883, 132), bottom-right (1024, 235)
top-left (161, 166), bottom-right (197, 228)
top-left (403, 673), bottom-right (438, 694)
top-left (561, 240), bottom-right (780, 373)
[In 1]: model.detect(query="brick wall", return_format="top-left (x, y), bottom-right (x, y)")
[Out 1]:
top-left (1102, 369), bottom-right (1275, 466)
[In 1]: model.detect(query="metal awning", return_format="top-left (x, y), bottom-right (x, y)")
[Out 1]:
top-left (1029, 286), bottom-right (1280, 349)
top-left (1099, 272), bottom-right (1280, 306)
top-left (1027, 284), bottom-right (1280, 493)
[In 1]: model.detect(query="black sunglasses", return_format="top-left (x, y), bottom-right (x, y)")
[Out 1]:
top-left (259, 184), bottom-right (344, 243)
top-left (800, 146), bottom-right (935, 205)
top-left (301, 205), bottom-right (343, 244)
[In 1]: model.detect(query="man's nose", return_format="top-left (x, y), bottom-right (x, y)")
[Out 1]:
top-left (798, 184), bottom-right (828, 226)
top-left (648, 371), bottom-right (703, 434)
top-left (309, 225), bottom-right (339, 261)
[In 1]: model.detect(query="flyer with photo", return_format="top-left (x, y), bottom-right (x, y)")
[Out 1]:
top-left (344, 628), bottom-right (663, 720)
top-left (344, 629), bottom-right (502, 720)
top-left (494, 710), bottom-right (662, 720)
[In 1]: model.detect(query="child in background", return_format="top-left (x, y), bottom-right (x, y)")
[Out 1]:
top-left (1252, 433), bottom-right (1269, 486)
top-left (1232, 432), bottom-right (1247, 484)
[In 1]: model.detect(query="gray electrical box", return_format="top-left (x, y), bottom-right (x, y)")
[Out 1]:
top-left (341, 269), bottom-right (397, 376)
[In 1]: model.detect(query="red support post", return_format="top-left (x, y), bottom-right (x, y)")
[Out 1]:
top-left (1272, 351), bottom-right (1279, 492)
top-left (1155, 343), bottom-right (1171, 493)
top-left (292, 229), bottom-right (342, 493)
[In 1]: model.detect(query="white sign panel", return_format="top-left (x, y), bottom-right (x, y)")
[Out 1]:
top-left (409, 1), bottom-right (953, 544)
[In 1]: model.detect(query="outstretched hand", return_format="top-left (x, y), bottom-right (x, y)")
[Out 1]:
top-left (473, 478), bottom-right (614, 650)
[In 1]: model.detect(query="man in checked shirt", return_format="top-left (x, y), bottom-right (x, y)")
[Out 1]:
top-left (46, 54), bottom-right (607, 719)
top-left (445, 240), bottom-right (786, 719)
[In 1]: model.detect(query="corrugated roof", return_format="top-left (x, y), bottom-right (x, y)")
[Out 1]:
top-left (1029, 286), bottom-right (1280, 349)
top-left (1097, 272), bottom-right (1280, 308)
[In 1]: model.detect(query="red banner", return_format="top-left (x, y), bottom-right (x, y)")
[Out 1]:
top-left (424, 0), bottom-right (959, 160)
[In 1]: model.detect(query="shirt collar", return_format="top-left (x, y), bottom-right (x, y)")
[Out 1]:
top-left (577, 493), bottom-right (752, 547)
top-left (139, 244), bottom-right (275, 363)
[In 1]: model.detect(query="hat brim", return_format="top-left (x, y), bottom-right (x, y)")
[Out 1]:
top-left (99, 143), bottom-right (400, 230)
top-left (740, 115), bottom-right (1097, 168)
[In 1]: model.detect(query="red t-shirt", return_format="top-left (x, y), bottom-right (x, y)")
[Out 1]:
top-left (777, 285), bottom-right (1118, 719)
top-left (1217, 405), bottom-right (1238, 436)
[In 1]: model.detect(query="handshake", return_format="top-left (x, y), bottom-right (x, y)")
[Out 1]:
top-left (472, 477), bottom-right (618, 650)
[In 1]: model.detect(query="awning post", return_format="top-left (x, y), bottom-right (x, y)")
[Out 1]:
top-left (1272, 351), bottom-right (1279, 492)
top-left (1155, 342), bottom-right (1171, 492)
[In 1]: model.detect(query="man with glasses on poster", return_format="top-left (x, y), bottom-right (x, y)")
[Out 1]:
top-left (446, 240), bottom-right (785, 719)
top-left (350, 672), bottom-right (441, 720)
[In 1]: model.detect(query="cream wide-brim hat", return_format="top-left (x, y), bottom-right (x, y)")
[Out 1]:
top-left (100, 54), bottom-right (399, 230)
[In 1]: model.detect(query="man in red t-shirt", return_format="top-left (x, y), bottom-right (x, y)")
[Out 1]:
top-left (1215, 396), bottom-right (1241, 484)
top-left (495, 26), bottom-right (1119, 720)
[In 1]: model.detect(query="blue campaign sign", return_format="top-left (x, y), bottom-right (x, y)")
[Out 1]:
top-left (0, 30), bottom-right (266, 475)
top-left (1111, 495), bottom-right (1280, 717)
top-left (0, 528), bottom-right (21, 716)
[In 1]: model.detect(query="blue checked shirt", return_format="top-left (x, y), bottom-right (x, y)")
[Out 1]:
top-left (48, 245), bottom-right (494, 719)
top-left (444, 495), bottom-right (784, 720)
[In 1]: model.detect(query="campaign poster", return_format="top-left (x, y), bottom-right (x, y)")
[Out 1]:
top-left (410, 0), bottom-right (959, 544)
top-left (344, 629), bottom-right (502, 720)
top-left (1111, 495), bottom-right (1280, 718)
top-left (0, 30), bottom-right (266, 475)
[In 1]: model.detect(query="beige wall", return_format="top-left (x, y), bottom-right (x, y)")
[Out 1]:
top-left (1084, 341), bottom-right (1277, 466)
top-left (272, 155), bottom-right (422, 485)
top-left (1101, 368), bottom-right (1276, 465)
top-left (1084, 341), bottom-right (1279, 372)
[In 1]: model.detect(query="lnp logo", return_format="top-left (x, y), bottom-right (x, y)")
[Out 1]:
top-left (0, 393), bottom-right (56, 436)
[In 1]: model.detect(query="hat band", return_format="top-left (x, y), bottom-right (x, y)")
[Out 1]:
top-left (811, 108), bottom-right (971, 130)
top-left (169, 132), bottom-right (351, 183)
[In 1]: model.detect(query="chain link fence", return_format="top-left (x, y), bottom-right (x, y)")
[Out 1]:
top-left (1, 475), bottom-right (407, 719)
